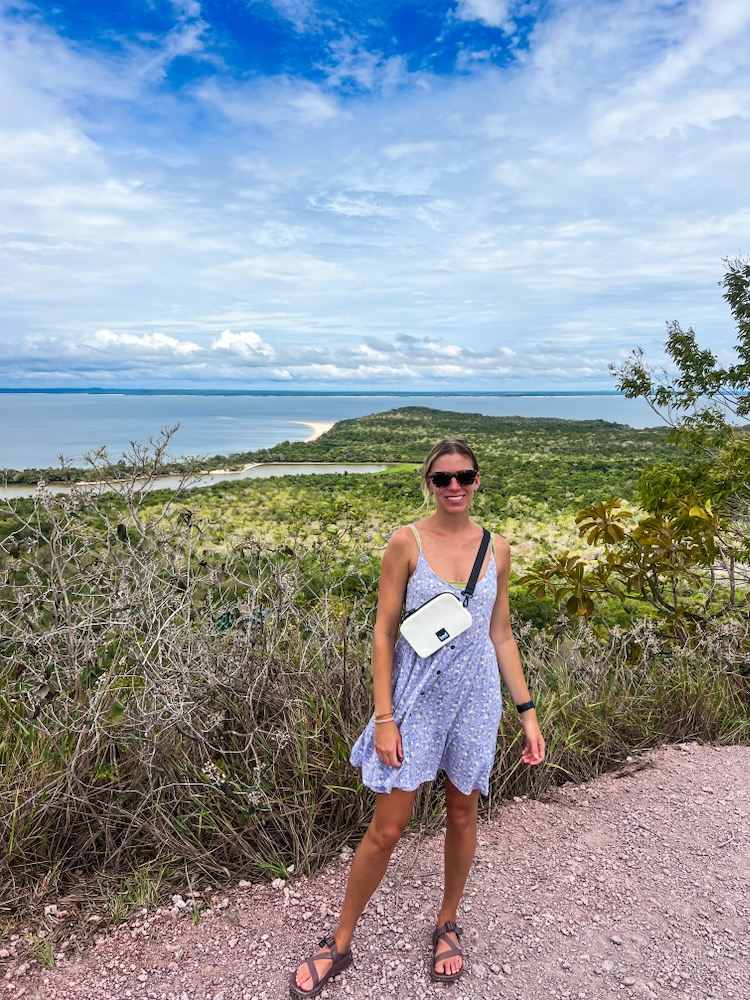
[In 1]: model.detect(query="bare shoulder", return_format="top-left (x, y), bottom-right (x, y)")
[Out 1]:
top-left (387, 524), bottom-right (418, 553)
top-left (383, 524), bottom-right (419, 571)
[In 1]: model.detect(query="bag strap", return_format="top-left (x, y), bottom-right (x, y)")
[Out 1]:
top-left (461, 528), bottom-right (491, 606)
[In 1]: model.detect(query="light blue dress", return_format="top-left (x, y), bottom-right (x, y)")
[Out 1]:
top-left (350, 524), bottom-right (503, 796)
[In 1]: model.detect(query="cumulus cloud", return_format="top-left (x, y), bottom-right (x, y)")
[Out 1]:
top-left (4, 327), bottom-right (617, 385)
top-left (211, 329), bottom-right (276, 359)
top-left (91, 329), bottom-right (203, 356)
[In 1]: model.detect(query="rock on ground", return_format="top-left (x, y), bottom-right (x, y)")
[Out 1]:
top-left (10, 741), bottom-right (750, 1000)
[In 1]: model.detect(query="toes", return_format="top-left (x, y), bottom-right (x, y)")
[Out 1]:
top-left (435, 949), bottom-right (463, 976)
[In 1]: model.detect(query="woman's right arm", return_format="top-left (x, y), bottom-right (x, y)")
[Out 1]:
top-left (370, 527), bottom-right (412, 768)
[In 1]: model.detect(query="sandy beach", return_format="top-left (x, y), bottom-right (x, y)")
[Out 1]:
top-left (200, 421), bottom-right (335, 475)
top-left (297, 420), bottom-right (335, 441)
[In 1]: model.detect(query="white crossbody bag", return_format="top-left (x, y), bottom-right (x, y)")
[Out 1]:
top-left (398, 528), bottom-right (491, 659)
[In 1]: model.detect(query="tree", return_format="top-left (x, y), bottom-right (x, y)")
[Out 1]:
top-left (612, 255), bottom-right (749, 598)
top-left (520, 258), bottom-right (749, 633)
top-left (612, 256), bottom-right (750, 441)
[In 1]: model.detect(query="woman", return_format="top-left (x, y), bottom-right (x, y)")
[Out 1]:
top-left (290, 438), bottom-right (545, 997)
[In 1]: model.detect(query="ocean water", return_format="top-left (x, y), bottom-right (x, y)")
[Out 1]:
top-left (0, 390), bottom-right (661, 470)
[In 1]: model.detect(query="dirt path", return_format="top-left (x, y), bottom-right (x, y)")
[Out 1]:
top-left (13, 741), bottom-right (750, 1000)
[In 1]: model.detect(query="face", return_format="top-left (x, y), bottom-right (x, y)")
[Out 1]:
top-left (426, 453), bottom-right (480, 513)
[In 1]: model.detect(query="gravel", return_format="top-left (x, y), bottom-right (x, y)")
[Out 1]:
top-left (9, 740), bottom-right (750, 1000)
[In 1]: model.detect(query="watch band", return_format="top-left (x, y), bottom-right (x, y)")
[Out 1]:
top-left (515, 699), bottom-right (535, 714)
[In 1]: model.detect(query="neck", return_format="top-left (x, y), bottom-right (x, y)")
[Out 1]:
top-left (429, 510), bottom-right (474, 533)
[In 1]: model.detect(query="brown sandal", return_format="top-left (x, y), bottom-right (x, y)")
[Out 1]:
top-left (430, 920), bottom-right (465, 983)
top-left (289, 931), bottom-right (353, 998)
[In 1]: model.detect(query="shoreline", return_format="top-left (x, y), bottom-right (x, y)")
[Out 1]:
top-left (1, 419), bottom-right (338, 484)
top-left (297, 419), bottom-right (336, 442)
top-left (199, 420), bottom-right (334, 476)
top-left (0, 459), bottom-right (394, 499)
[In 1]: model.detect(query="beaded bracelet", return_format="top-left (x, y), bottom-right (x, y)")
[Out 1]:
top-left (375, 716), bottom-right (394, 725)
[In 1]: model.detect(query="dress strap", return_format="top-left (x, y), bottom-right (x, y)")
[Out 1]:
top-left (408, 523), bottom-right (423, 552)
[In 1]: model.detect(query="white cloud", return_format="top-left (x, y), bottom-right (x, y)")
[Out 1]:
top-left (323, 38), bottom-right (412, 95)
top-left (308, 191), bottom-right (400, 218)
top-left (211, 329), bottom-right (276, 359)
top-left (455, 0), bottom-right (512, 30)
top-left (353, 343), bottom-right (389, 361)
top-left (91, 330), bottom-right (203, 356)
top-left (5, 329), bottom-right (581, 385)
top-left (195, 76), bottom-right (339, 127)
top-left (263, 0), bottom-right (315, 32)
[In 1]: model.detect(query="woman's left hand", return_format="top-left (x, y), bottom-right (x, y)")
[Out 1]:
top-left (520, 715), bottom-right (545, 765)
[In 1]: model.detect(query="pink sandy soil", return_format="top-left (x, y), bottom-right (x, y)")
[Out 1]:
top-left (8, 740), bottom-right (749, 1000)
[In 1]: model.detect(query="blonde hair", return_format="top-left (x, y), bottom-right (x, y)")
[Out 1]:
top-left (419, 438), bottom-right (480, 506)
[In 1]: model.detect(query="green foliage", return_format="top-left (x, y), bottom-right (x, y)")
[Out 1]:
top-left (611, 257), bottom-right (750, 513)
top-left (507, 584), bottom-right (557, 629)
top-left (612, 255), bottom-right (750, 438)
top-left (520, 493), bottom-right (743, 630)
top-left (636, 461), bottom-right (713, 512)
top-left (528, 257), bottom-right (750, 632)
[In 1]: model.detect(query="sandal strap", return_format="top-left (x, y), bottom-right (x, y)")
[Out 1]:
top-left (434, 935), bottom-right (464, 955)
top-left (303, 957), bottom-right (321, 989)
top-left (435, 943), bottom-right (463, 957)
top-left (433, 921), bottom-right (463, 943)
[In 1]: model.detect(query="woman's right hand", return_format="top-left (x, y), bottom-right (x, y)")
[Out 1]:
top-left (375, 720), bottom-right (403, 768)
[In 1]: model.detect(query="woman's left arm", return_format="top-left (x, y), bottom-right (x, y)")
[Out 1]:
top-left (489, 535), bottom-right (545, 765)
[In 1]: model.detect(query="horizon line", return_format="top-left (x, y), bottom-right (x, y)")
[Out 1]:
top-left (0, 386), bottom-right (625, 396)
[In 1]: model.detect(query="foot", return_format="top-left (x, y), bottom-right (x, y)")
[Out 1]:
top-left (433, 920), bottom-right (463, 977)
top-left (294, 930), bottom-right (350, 993)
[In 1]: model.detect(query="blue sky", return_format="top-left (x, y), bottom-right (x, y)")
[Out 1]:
top-left (2, 0), bottom-right (749, 389)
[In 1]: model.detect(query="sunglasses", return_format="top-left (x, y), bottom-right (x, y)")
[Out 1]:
top-left (427, 468), bottom-right (478, 488)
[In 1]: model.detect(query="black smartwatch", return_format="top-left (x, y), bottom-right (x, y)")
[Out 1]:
top-left (515, 699), bottom-right (535, 714)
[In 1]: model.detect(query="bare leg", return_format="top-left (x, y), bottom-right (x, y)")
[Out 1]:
top-left (294, 787), bottom-right (416, 991)
top-left (434, 777), bottom-right (479, 976)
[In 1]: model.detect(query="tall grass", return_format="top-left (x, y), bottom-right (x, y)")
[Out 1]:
top-left (1, 477), bottom-right (748, 924)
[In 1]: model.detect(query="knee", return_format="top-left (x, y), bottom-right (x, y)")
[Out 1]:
top-left (368, 819), bottom-right (405, 855)
top-left (446, 803), bottom-right (476, 834)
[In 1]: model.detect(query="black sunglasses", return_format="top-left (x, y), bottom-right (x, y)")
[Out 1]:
top-left (428, 468), bottom-right (478, 488)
